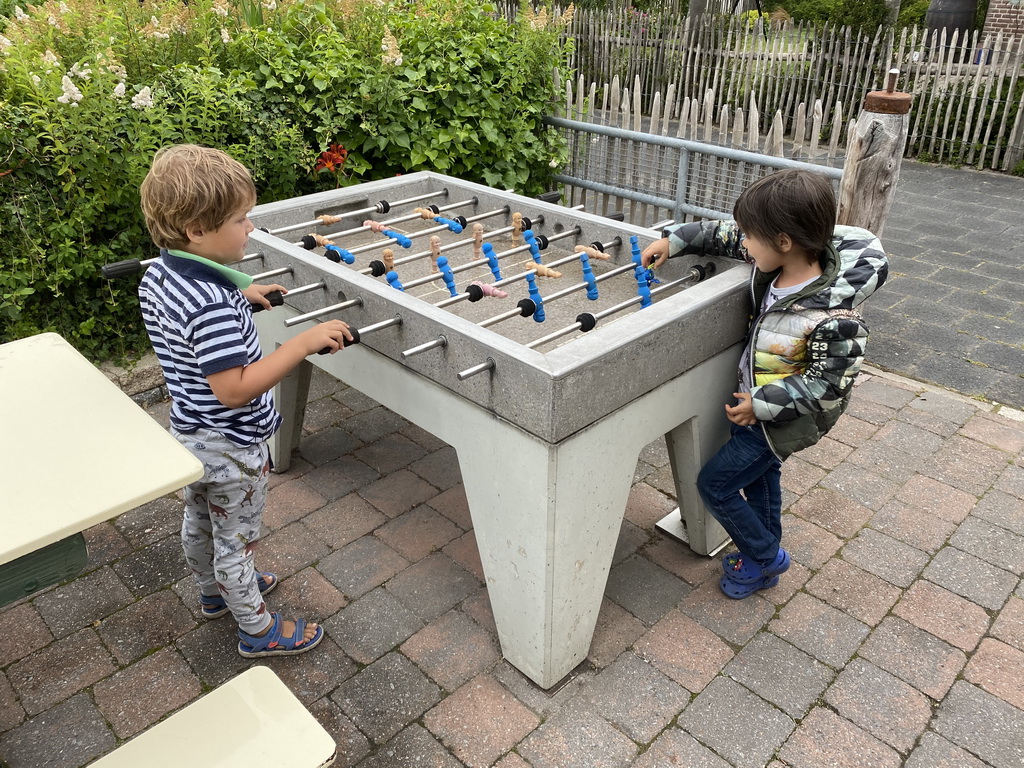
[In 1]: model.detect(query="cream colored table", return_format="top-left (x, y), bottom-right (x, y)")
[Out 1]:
top-left (0, 333), bottom-right (203, 603)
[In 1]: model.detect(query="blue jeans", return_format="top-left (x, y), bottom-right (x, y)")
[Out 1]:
top-left (697, 423), bottom-right (783, 567)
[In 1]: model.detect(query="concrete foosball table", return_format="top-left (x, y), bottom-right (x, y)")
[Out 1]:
top-left (243, 172), bottom-right (750, 688)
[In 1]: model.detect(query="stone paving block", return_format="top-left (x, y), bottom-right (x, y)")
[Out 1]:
top-left (401, 422), bottom-right (449, 453)
top-left (971, 489), bottom-right (1024, 535)
top-left (7, 628), bottom-right (116, 716)
top-left (263, 476), bottom-right (328, 529)
top-left (779, 515), bottom-right (843, 570)
top-left (963, 638), bottom-right (1024, 709)
top-left (319, 536), bottom-right (409, 600)
top-left (820, 463), bottom-right (900, 510)
top-left (788, 487), bottom-right (873, 538)
top-left (780, 455), bottom-right (826, 496)
top-left (961, 413), bottom-right (1024, 454)
top-left (265, 635), bottom-right (358, 707)
top-left (443, 530), bottom-right (485, 581)
top-left (271, 565), bottom-right (348, 619)
top-left (304, 698), bottom-right (371, 768)
top-left (517, 708), bottom-right (637, 768)
top-left (794, 435), bottom-right (854, 470)
top-left (113, 495), bottom-right (181, 547)
top-left (0, 671), bottom-right (25, 733)
top-left (341, 405), bottom-right (410, 444)
top-left (847, 440), bottom-right (930, 483)
top-left (409, 445), bottom-right (462, 491)
top-left (824, 658), bottom-right (933, 752)
top-left (174, 617), bottom-right (250, 688)
top-left (387, 553), bottom-right (481, 623)
top-left (299, 394), bottom-right (352, 434)
top-left (841, 528), bottom-right (929, 588)
top-left (895, 473), bottom-right (977, 524)
top-left (778, 706), bottom-right (901, 768)
top-left (933, 681), bottom-right (1024, 768)
top-left (893, 579), bottom-right (991, 652)
top-left (586, 598), bottom-right (646, 669)
top-left (333, 652), bottom-right (442, 745)
top-left (490, 660), bottom-right (591, 721)
top-left (631, 728), bottom-right (732, 768)
top-left (768, 593), bottom-right (869, 669)
top-left (641, 535), bottom-right (720, 587)
top-left (324, 586), bottom-right (423, 665)
top-left (922, 436), bottom-right (1008, 495)
top-left (92, 647), bottom-right (202, 738)
top-left (111, 534), bottom-right (191, 597)
top-left (645, 463), bottom-right (676, 498)
top-left (82, 521), bottom-right (134, 570)
top-left (676, 577), bottom-right (777, 646)
top-left (678, 676), bottom-right (794, 768)
top-left (871, 419), bottom-right (948, 459)
top-left (995, 463), bottom-right (1024, 499)
top-left (854, 378), bottom-right (921, 410)
top-left (428, 483), bottom-right (472, 530)
top-left (991, 595), bottom-right (1024, 651)
top-left (0, 693), bottom-right (115, 768)
top-left (401, 610), bottom-right (500, 691)
top-left (359, 467), bottom-right (441, 519)
top-left (604, 554), bottom-right (690, 625)
top-left (633, 609), bottom-right (734, 693)
top-left (893, 403), bottom-right (963, 439)
top-left (256, 520), bottom-right (333, 579)
top-left (869, 499), bottom-right (955, 553)
top-left (622, 480), bottom-right (676, 531)
top-left (723, 632), bottom-right (833, 718)
top-left (354, 433), bottom-right (428, 475)
top-left (612, 520), bottom-right (648, 566)
top-left (843, 396), bottom-right (899, 427)
top-left (904, 731), bottom-right (989, 768)
top-left (301, 455), bottom-right (381, 502)
top-left (424, 674), bottom-right (540, 768)
top-left (298, 425), bottom-right (363, 466)
top-left (859, 616), bottom-right (966, 700)
top-left (461, 589), bottom-right (497, 637)
top-left (905, 390), bottom-right (981, 426)
top-left (922, 546), bottom-right (1017, 610)
top-left (97, 589), bottom-right (197, 665)
top-left (830, 413), bottom-right (881, 447)
top-left (805, 558), bottom-right (901, 626)
top-left (332, 384), bottom-right (378, 414)
top-left (375, 504), bottom-right (462, 562)
top-left (579, 652), bottom-right (689, 743)
top-left (303, 492), bottom-right (388, 550)
top-left (951, 515), bottom-right (1024, 574)
top-left (32, 566), bottom-right (135, 640)
top-left (358, 723), bottom-right (465, 768)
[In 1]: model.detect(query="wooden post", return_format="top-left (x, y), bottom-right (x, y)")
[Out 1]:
top-left (837, 69), bottom-right (913, 236)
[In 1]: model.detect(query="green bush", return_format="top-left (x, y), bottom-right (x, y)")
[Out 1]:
top-left (0, 0), bottom-right (571, 360)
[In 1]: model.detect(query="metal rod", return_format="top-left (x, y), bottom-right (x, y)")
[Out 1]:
top-left (269, 190), bottom-right (445, 235)
top-left (280, 282), bottom-right (325, 298)
top-left (401, 336), bottom-right (447, 359)
top-left (250, 267), bottom-right (292, 281)
top-left (284, 298), bottom-right (363, 327)
top-left (357, 315), bottom-right (403, 336)
top-left (344, 207), bottom-right (507, 257)
top-left (456, 358), bottom-right (495, 381)
top-left (314, 198), bottom-right (477, 243)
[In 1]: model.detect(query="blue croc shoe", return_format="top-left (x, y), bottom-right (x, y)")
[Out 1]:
top-left (719, 573), bottom-right (781, 599)
top-left (722, 548), bottom-right (790, 585)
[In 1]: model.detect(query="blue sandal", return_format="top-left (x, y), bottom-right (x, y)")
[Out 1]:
top-left (237, 613), bottom-right (324, 658)
top-left (199, 572), bottom-right (278, 619)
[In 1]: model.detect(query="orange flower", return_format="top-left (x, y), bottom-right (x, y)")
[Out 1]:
top-left (315, 144), bottom-right (348, 173)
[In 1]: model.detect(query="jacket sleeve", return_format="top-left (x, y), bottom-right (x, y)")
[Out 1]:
top-left (664, 220), bottom-right (749, 262)
top-left (750, 313), bottom-right (868, 423)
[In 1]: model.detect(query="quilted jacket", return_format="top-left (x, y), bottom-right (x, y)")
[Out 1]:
top-left (664, 219), bottom-right (889, 460)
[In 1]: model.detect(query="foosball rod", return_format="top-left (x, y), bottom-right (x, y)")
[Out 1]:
top-left (272, 189), bottom-right (447, 235)
top-left (524, 263), bottom-right (716, 349)
top-left (101, 251), bottom-right (264, 280)
top-left (307, 198), bottom-right (477, 244)
top-left (283, 297), bottom-right (364, 328)
top-left (401, 236), bottom-right (615, 359)
top-left (343, 207), bottom-right (506, 259)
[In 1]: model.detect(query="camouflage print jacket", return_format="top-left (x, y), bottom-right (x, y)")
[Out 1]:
top-left (664, 220), bottom-right (889, 460)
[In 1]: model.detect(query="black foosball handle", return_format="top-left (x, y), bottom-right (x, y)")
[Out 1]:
top-left (317, 327), bottom-right (361, 354)
top-left (249, 290), bottom-right (284, 313)
top-left (101, 259), bottom-right (144, 279)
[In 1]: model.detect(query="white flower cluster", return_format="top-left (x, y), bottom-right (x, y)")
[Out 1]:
top-left (14, 6), bottom-right (28, 21)
top-left (212, 2), bottom-right (229, 17)
top-left (57, 74), bottom-right (83, 105)
top-left (149, 15), bottom-right (169, 40)
top-left (263, 0), bottom-right (277, 9)
top-left (381, 28), bottom-right (402, 68)
top-left (0, 35), bottom-right (12, 53)
top-left (113, 82), bottom-right (126, 99)
top-left (221, 28), bottom-right (232, 43)
top-left (70, 61), bottom-right (91, 80)
top-left (131, 86), bottom-right (153, 110)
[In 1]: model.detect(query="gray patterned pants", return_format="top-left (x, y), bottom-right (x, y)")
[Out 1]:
top-left (172, 427), bottom-right (272, 635)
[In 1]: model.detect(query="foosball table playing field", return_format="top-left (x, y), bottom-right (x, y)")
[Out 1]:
top-left (239, 171), bottom-right (750, 688)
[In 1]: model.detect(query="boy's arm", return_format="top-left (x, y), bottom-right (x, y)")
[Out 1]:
top-left (749, 314), bottom-right (868, 423)
top-left (642, 220), bottom-right (747, 269)
top-left (207, 321), bottom-right (352, 409)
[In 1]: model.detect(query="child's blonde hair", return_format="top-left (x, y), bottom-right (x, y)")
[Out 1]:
top-left (140, 144), bottom-right (257, 251)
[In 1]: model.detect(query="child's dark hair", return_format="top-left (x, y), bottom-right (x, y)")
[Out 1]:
top-left (733, 169), bottom-right (837, 263)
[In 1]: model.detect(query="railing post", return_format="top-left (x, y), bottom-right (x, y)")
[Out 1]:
top-left (836, 69), bottom-right (913, 236)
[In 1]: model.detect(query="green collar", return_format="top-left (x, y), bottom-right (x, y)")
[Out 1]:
top-left (167, 249), bottom-right (253, 289)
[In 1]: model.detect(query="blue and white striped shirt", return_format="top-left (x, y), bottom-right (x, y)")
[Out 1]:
top-left (138, 250), bottom-right (281, 446)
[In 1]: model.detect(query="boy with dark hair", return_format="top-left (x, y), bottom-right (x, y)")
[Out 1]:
top-left (139, 144), bottom-right (353, 654)
top-left (643, 168), bottom-right (888, 598)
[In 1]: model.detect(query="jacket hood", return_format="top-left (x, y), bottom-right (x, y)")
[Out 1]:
top-left (800, 225), bottom-right (888, 311)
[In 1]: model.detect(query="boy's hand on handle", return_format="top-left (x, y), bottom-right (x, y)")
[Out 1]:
top-left (243, 283), bottom-right (287, 310)
top-left (298, 320), bottom-right (353, 355)
top-left (725, 392), bottom-right (757, 426)
top-left (640, 238), bottom-right (671, 269)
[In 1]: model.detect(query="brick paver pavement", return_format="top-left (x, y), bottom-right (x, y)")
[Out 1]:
top-left (2, 365), bottom-right (1023, 768)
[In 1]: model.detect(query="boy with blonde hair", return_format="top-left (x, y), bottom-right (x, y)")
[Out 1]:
top-left (139, 144), bottom-right (352, 654)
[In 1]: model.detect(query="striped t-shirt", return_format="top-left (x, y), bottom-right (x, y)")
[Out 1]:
top-left (138, 250), bottom-right (281, 446)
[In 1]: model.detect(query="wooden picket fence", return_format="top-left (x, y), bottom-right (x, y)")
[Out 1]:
top-left (505, 4), bottom-right (1024, 173)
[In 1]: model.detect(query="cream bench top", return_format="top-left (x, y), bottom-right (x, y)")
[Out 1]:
top-left (89, 666), bottom-right (337, 767)
top-left (0, 333), bottom-right (203, 565)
